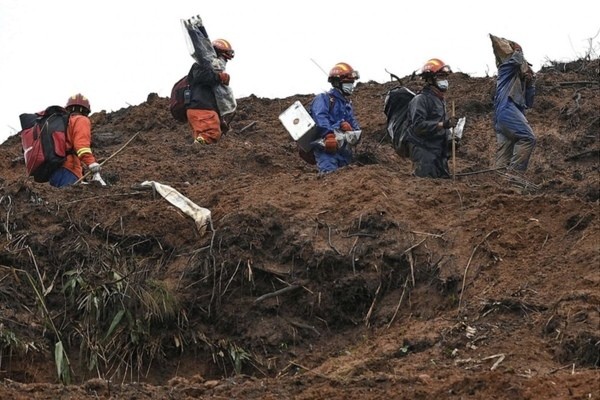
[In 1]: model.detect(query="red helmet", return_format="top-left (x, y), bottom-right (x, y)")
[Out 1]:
top-left (420, 58), bottom-right (452, 77)
top-left (328, 62), bottom-right (360, 83)
top-left (212, 38), bottom-right (235, 60)
top-left (66, 93), bottom-right (91, 113)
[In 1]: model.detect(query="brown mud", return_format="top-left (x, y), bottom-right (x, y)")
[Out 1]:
top-left (0, 58), bottom-right (598, 399)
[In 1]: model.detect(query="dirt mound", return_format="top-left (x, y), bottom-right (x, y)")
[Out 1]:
top-left (0, 57), bottom-right (598, 399)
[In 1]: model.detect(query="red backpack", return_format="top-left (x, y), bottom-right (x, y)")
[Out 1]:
top-left (19, 106), bottom-right (70, 182)
top-left (169, 75), bottom-right (191, 122)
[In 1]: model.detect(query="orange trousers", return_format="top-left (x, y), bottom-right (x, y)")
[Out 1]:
top-left (186, 109), bottom-right (222, 144)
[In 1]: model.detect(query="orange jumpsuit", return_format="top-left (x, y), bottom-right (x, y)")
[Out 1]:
top-left (186, 60), bottom-right (224, 144)
top-left (62, 114), bottom-right (97, 178)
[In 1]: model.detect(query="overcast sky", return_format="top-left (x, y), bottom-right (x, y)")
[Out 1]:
top-left (0, 0), bottom-right (598, 144)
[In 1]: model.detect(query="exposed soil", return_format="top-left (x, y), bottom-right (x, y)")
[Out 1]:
top-left (0, 57), bottom-right (598, 399)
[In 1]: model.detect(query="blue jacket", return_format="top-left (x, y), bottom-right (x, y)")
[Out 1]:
top-left (494, 51), bottom-right (535, 117)
top-left (311, 88), bottom-right (360, 139)
top-left (310, 88), bottom-right (359, 173)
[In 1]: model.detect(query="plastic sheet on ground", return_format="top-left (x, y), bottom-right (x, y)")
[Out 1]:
top-left (140, 181), bottom-right (211, 236)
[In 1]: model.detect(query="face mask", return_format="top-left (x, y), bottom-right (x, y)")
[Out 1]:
top-left (436, 79), bottom-right (449, 91)
top-left (341, 82), bottom-right (355, 95)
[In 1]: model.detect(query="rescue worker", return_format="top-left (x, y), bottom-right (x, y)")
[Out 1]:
top-left (49, 93), bottom-right (101, 188)
top-left (311, 62), bottom-right (361, 174)
top-left (186, 38), bottom-right (234, 145)
top-left (404, 58), bottom-right (459, 178)
top-left (493, 42), bottom-right (536, 172)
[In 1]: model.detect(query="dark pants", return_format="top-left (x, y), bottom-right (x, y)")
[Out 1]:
top-left (49, 168), bottom-right (78, 188)
top-left (408, 143), bottom-right (450, 178)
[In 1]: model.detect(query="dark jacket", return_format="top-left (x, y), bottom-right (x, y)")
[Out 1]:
top-left (402, 85), bottom-right (452, 178)
top-left (187, 60), bottom-right (221, 113)
top-left (404, 85), bottom-right (450, 156)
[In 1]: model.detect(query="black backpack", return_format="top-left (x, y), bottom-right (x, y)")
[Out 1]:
top-left (383, 86), bottom-right (415, 158)
top-left (19, 106), bottom-right (70, 182)
top-left (169, 75), bottom-right (191, 123)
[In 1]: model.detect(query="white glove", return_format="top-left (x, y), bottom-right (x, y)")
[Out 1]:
top-left (344, 130), bottom-right (362, 146)
top-left (185, 15), bottom-right (203, 29)
top-left (334, 130), bottom-right (362, 146)
top-left (92, 172), bottom-right (107, 186)
top-left (454, 117), bottom-right (466, 140)
top-left (88, 162), bottom-right (101, 174)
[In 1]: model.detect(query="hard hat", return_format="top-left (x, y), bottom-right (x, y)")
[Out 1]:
top-left (66, 93), bottom-right (91, 113)
top-left (420, 59), bottom-right (452, 77)
top-left (328, 62), bottom-right (360, 83)
top-left (212, 38), bottom-right (235, 60)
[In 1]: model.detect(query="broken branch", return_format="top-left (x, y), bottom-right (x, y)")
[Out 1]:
top-left (254, 284), bottom-right (300, 304)
top-left (556, 81), bottom-right (599, 86)
top-left (327, 226), bottom-right (342, 255)
top-left (456, 166), bottom-right (507, 176)
top-left (238, 121), bottom-right (257, 134)
top-left (403, 238), bottom-right (427, 254)
top-left (564, 149), bottom-right (599, 161)
top-left (284, 318), bottom-right (320, 336)
top-left (482, 353), bottom-right (506, 370)
top-left (458, 230), bottom-right (497, 314)
top-left (364, 281), bottom-right (382, 327)
top-left (387, 278), bottom-right (409, 329)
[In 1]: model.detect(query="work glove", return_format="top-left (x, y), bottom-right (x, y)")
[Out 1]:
top-left (522, 67), bottom-right (535, 84)
top-left (340, 121), bottom-right (352, 132)
top-left (92, 172), bottom-right (107, 186)
top-left (324, 133), bottom-right (338, 154)
top-left (218, 72), bottom-right (230, 86)
top-left (186, 15), bottom-right (203, 29)
top-left (344, 130), bottom-right (362, 146)
top-left (443, 117), bottom-right (458, 129)
top-left (88, 162), bottom-right (101, 174)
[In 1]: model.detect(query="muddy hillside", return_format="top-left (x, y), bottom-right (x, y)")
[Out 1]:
top-left (0, 57), bottom-right (598, 399)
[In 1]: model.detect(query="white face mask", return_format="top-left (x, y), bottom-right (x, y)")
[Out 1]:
top-left (436, 79), bottom-right (449, 91)
top-left (341, 82), bottom-right (355, 95)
